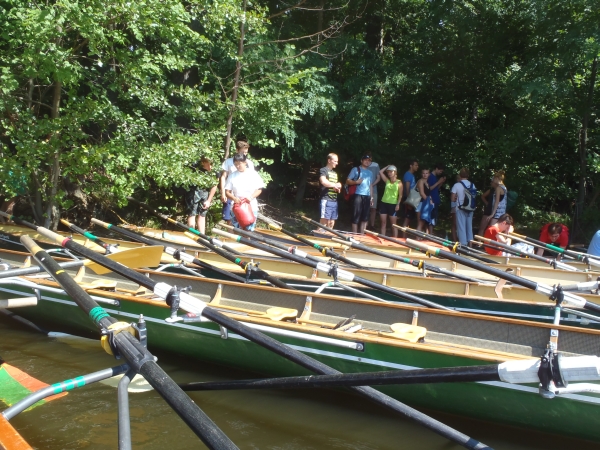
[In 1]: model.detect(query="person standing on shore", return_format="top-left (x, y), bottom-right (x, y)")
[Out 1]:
top-left (366, 158), bottom-right (381, 230)
top-left (427, 163), bottom-right (446, 234)
top-left (378, 165), bottom-right (402, 237)
top-left (318, 153), bottom-right (342, 228)
top-left (451, 167), bottom-right (476, 246)
top-left (220, 141), bottom-right (255, 225)
top-left (488, 170), bottom-right (508, 227)
top-left (185, 157), bottom-right (218, 234)
top-left (224, 153), bottom-right (265, 231)
top-left (346, 155), bottom-right (374, 234)
top-left (401, 159), bottom-right (419, 231)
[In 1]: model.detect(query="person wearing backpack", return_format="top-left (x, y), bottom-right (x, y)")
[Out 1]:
top-left (451, 167), bottom-right (477, 245)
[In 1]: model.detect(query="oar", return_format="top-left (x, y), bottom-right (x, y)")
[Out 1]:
top-left (60, 219), bottom-right (118, 254)
top-left (179, 355), bottom-right (600, 392)
top-left (364, 229), bottom-right (498, 266)
top-left (179, 231), bottom-right (295, 290)
top-left (506, 232), bottom-right (600, 266)
top-left (329, 237), bottom-right (489, 284)
top-left (212, 228), bottom-right (454, 312)
top-left (126, 197), bottom-right (241, 255)
top-left (18, 235), bottom-right (237, 450)
top-left (216, 223), bottom-right (329, 265)
top-left (298, 215), bottom-right (355, 242)
top-left (0, 213), bottom-right (165, 274)
top-left (395, 226), bottom-right (497, 263)
top-left (405, 239), bottom-right (600, 315)
top-left (31, 226), bottom-right (490, 450)
top-left (90, 218), bottom-right (247, 284)
top-left (257, 215), bottom-right (366, 270)
top-left (92, 218), bottom-right (288, 288)
top-left (0, 231), bottom-right (161, 277)
top-left (473, 236), bottom-right (579, 271)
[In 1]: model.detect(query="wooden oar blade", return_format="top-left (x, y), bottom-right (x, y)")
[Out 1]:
top-left (84, 245), bottom-right (164, 274)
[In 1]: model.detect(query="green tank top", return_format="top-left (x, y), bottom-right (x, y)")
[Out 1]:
top-left (381, 180), bottom-right (400, 204)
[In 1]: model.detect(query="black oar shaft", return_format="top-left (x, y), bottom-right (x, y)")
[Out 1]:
top-left (61, 219), bottom-right (110, 251)
top-left (90, 219), bottom-right (246, 283)
top-left (181, 365), bottom-right (501, 391)
top-left (0, 212), bottom-right (38, 230)
top-left (222, 225), bottom-right (325, 264)
top-left (407, 239), bottom-right (538, 290)
top-left (34, 226), bottom-right (489, 450)
top-left (299, 216), bottom-right (351, 240)
top-left (192, 234), bottom-right (294, 290)
top-left (276, 227), bottom-right (365, 269)
top-left (214, 230), bottom-right (453, 311)
top-left (127, 197), bottom-right (240, 255)
top-left (19, 236), bottom-right (237, 450)
top-left (398, 227), bottom-right (495, 261)
top-left (333, 238), bottom-right (484, 283)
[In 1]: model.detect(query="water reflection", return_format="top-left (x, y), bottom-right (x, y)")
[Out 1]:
top-left (1, 314), bottom-right (596, 449)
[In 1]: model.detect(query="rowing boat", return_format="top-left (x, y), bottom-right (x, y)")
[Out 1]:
top-left (2, 232), bottom-right (600, 330)
top-left (1, 223), bottom-right (596, 286)
top-left (1, 249), bottom-right (600, 442)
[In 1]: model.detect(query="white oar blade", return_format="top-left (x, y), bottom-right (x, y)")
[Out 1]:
top-left (100, 373), bottom-right (153, 393)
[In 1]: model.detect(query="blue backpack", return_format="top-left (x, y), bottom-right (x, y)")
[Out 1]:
top-left (459, 181), bottom-right (477, 211)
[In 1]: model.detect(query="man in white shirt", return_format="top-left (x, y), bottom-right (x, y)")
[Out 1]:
top-left (220, 140), bottom-right (255, 224)
top-left (225, 153), bottom-right (265, 230)
top-left (451, 167), bottom-right (476, 245)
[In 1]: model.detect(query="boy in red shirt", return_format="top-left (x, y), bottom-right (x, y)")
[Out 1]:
top-left (537, 223), bottom-right (569, 259)
top-left (483, 214), bottom-right (514, 255)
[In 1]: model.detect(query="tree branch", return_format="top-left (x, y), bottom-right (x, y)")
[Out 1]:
top-left (267, 0), bottom-right (308, 20)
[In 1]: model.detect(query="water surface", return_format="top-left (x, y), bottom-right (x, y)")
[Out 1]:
top-left (1, 315), bottom-right (596, 449)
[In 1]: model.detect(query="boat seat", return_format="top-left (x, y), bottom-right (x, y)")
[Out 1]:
top-left (379, 323), bottom-right (427, 343)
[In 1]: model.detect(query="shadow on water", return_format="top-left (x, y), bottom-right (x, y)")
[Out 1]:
top-left (1, 314), bottom-right (598, 450)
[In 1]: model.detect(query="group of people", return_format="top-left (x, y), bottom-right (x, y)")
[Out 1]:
top-left (185, 140), bottom-right (265, 234)
top-left (318, 155), bottom-right (450, 239)
top-left (187, 148), bottom-right (578, 260)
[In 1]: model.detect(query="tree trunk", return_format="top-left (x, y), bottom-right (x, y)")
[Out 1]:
top-left (294, 162), bottom-right (311, 207)
top-left (574, 56), bottom-right (597, 241)
top-left (223, 0), bottom-right (247, 159)
top-left (44, 80), bottom-right (62, 230)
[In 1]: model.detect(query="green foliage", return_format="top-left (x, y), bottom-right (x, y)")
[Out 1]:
top-left (1, 0), bottom-right (598, 237)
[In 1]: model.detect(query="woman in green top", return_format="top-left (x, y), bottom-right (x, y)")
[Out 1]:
top-left (378, 165), bottom-right (403, 237)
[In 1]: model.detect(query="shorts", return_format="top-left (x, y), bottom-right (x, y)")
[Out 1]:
top-left (352, 194), bottom-right (371, 224)
top-left (222, 199), bottom-right (233, 221)
top-left (320, 198), bottom-right (338, 220)
top-left (379, 202), bottom-right (398, 217)
top-left (401, 203), bottom-right (416, 220)
top-left (186, 188), bottom-right (209, 217)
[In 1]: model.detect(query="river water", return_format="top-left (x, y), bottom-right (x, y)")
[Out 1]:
top-left (1, 314), bottom-right (596, 450)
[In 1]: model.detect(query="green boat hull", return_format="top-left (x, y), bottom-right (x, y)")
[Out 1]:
top-left (2, 284), bottom-right (600, 443)
top-left (159, 265), bottom-right (599, 330)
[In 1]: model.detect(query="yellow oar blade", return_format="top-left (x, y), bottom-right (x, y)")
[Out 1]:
top-left (83, 246), bottom-right (164, 274)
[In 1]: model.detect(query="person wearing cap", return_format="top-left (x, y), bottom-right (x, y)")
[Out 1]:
top-left (318, 153), bottom-right (342, 228)
top-left (366, 157), bottom-right (381, 230)
top-left (346, 155), bottom-right (374, 234)
top-left (427, 163), bottom-right (446, 234)
top-left (378, 164), bottom-right (402, 237)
